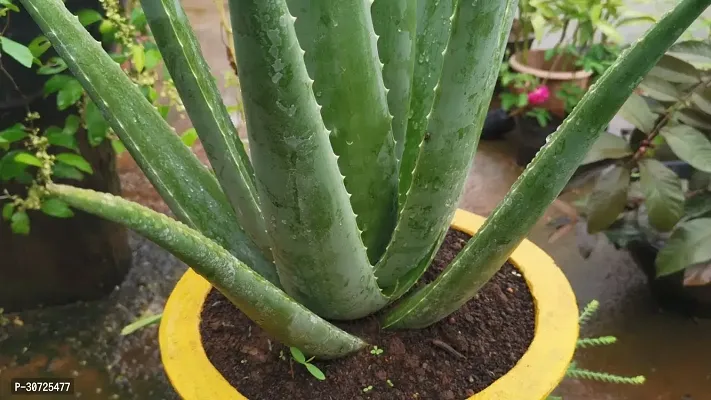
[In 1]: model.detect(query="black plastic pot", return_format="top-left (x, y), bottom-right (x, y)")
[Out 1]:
top-left (626, 240), bottom-right (711, 318)
top-left (481, 108), bottom-right (515, 141)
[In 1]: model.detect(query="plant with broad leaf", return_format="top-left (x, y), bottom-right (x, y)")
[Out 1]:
top-left (14, 0), bottom-right (711, 360)
top-left (0, 0), bottom-right (192, 234)
top-left (578, 39), bottom-right (711, 282)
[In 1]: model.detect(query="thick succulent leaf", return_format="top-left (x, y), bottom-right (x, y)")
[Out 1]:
top-left (656, 218), bottom-right (711, 277)
top-left (585, 165), bottom-right (631, 233)
top-left (372, 0), bottom-right (418, 163)
top-left (638, 75), bottom-right (682, 102)
top-left (661, 125), bottom-right (711, 172)
top-left (639, 158), bottom-right (684, 232)
top-left (287, 0), bottom-right (398, 262)
top-left (140, 0), bottom-right (271, 256)
top-left (21, 0), bottom-right (279, 285)
top-left (374, 0), bottom-right (517, 288)
top-left (227, 0), bottom-right (388, 319)
top-left (397, 0), bottom-right (458, 208)
top-left (685, 192), bottom-right (711, 220)
top-left (648, 54), bottom-right (701, 84)
top-left (618, 93), bottom-right (657, 133)
top-left (581, 132), bottom-right (633, 165)
top-left (47, 184), bottom-right (366, 358)
top-left (382, 0), bottom-right (711, 329)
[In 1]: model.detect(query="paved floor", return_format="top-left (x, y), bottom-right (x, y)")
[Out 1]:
top-left (1, 1), bottom-right (710, 399)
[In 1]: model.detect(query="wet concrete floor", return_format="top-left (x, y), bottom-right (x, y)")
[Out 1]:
top-left (2, 1), bottom-right (711, 399)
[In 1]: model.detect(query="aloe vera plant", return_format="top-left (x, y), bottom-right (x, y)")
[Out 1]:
top-left (17, 0), bottom-right (711, 358)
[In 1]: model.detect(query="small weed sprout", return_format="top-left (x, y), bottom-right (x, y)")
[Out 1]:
top-left (370, 346), bottom-right (384, 356)
top-left (290, 347), bottom-right (326, 381)
top-left (362, 385), bottom-right (373, 393)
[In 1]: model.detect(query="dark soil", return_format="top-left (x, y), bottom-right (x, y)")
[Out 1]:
top-left (200, 228), bottom-right (535, 400)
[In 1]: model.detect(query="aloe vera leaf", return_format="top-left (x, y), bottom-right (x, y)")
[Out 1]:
top-left (48, 184), bottom-right (365, 359)
top-left (372, 0), bottom-right (418, 163)
top-left (374, 0), bottom-right (516, 288)
top-left (227, 0), bottom-right (389, 319)
top-left (384, 0), bottom-right (711, 329)
top-left (20, 0), bottom-right (280, 285)
top-left (397, 0), bottom-right (458, 208)
top-left (287, 0), bottom-right (398, 263)
top-left (140, 0), bottom-right (272, 256)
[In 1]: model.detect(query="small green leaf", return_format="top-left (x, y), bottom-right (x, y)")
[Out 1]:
top-left (121, 313), bottom-right (162, 335)
top-left (47, 132), bottom-right (78, 151)
top-left (290, 347), bottom-right (306, 364)
top-left (0, 151), bottom-right (29, 181)
top-left (0, 36), bottom-right (34, 68)
top-left (52, 163), bottom-right (84, 181)
top-left (85, 100), bottom-right (109, 146)
top-left (648, 54), bottom-right (700, 84)
top-left (691, 88), bottom-right (711, 115)
top-left (131, 6), bottom-right (147, 31)
top-left (0, 0), bottom-right (19, 12)
top-left (10, 210), bottom-right (30, 235)
top-left (638, 158), bottom-right (685, 232)
top-left (689, 170), bottom-right (711, 191)
top-left (638, 76), bottom-right (681, 102)
top-left (2, 203), bottom-right (15, 221)
top-left (111, 139), bottom-right (126, 155)
top-left (14, 152), bottom-right (42, 167)
top-left (305, 363), bottom-right (326, 381)
top-left (586, 165), bottom-right (631, 233)
top-left (63, 114), bottom-right (81, 135)
top-left (656, 218), bottom-right (711, 277)
top-left (180, 128), bottom-right (198, 147)
top-left (37, 57), bottom-right (68, 75)
top-left (595, 20), bottom-right (623, 43)
top-left (582, 132), bottom-right (633, 165)
top-left (0, 124), bottom-right (26, 144)
top-left (77, 9), bottom-right (102, 26)
top-left (40, 198), bottom-right (74, 218)
top-left (144, 48), bottom-right (161, 70)
top-left (27, 36), bottom-right (51, 58)
top-left (44, 74), bottom-right (73, 95)
top-left (132, 45), bottom-right (145, 73)
top-left (618, 93), bottom-right (656, 133)
top-left (56, 153), bottom-right (93, 174)
top-left (57, 78), bottom-right (84, 110)
top-left (661, 125), bottom-right (711, 172)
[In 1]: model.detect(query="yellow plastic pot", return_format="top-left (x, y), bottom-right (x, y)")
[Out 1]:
top-left (160, 209), bottom-right (579, 399)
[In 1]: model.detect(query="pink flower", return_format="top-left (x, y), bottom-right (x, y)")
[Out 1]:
top-left (527, 85), bottom-right (550, 105)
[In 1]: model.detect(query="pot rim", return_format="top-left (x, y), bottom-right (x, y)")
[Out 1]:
top-left (509, 49), bottom-right (593, 81)
top-left (159, 209), bottom-right (579, 400)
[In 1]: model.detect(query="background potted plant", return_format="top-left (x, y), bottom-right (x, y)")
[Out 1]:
top-left (575, 39), bottom-right (711, 318)
top-left (18, 0), bottom-right (710, 398)
top-left (0, 0), bottom-right (189, 311)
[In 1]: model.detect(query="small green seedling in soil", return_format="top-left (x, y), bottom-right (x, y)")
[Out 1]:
top-left (370, 346), bottom-right (383, 356)
top-left (386, 379), bottom-right (394, 387)
top-left (289, 347), bottom-right (326, 381)
top-left (363, 385), bottom-right (373, 393)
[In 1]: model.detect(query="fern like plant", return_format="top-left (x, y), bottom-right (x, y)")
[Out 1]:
top-left (15, 0), bottom-right (711, 358)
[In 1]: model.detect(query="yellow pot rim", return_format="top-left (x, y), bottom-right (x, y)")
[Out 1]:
top-left (159, 209), bottom-right (579, 400)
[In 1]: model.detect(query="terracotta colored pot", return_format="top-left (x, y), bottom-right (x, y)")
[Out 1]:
top-left (509, 50), bottom-right (593, 118)
top-left (159, 209), bottom-right (579, 399)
